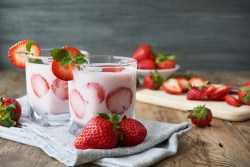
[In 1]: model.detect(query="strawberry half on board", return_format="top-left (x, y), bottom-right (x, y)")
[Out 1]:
top-left (162, 78), bottom-right (183, 94)
top-left (238, 82), bottom-right (250, 105)
top-left (8, 40), bottom-right (42, 68)
top-left (0, 97), bottom-right (22, 127)
top-left (51, 46), bottom-right (87, 81)
top-left (188, 105), bottom-right (213, 128)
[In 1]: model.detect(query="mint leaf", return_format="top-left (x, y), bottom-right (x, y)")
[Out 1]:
top-left (74, 53), bottom-right (87, 64)
top-left (240, 86), bottom-right (250, 92)
top-left (26, 40), bottom-right (34, 52)
top-left (28, 58), bottom-right (44, 64)
top-left (243, 92), bottom-right (250, 103)
top-left (60, 55), bottom-right (72, 66)
top-left (50, 48), bottom-right (69, 62)
top-left (50, 48), bottom-right (61, 58)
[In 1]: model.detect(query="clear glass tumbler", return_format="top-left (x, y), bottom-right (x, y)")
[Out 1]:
top-left (68, 55), bottom-right (137, 135)
top-left (25, 49), bottom-right (89, 126)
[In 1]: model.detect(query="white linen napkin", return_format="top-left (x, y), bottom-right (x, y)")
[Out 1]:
top-left (0, 96), bottom-right (192, 167)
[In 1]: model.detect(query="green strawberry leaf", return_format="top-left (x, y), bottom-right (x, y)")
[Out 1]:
top-left (26, 40), bottom-right (34, 52)
top-left (1, 119), bottom-right (16, 127)
top-left (155, 52), bottom-right (176, 63)
top-left (28, 58), bottom-right (44, 64)
top-left (74, 53), bottom-right (87, 64)
top-left (98, 113), bottom-right (111, 120)
top-left (243, 92), bottom-right (250, 103)
top-left (151, 70), bottom-right (164, 87)
top-left (239, 86), bottom-right (250, 92)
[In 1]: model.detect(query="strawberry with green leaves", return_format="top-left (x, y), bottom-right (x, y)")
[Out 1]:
top-left (0, 97), bottom-right (22, 127)
top-left (143, 70), bottom-right (164, 90)
top-left (50, 46), bottom-right (87, 81)
top-left (238, 82), bottom-right (250, 105)
top-left (155, 52), bottom-right (176, 69)
top-left (188, 105), bottom-right (213, 128)
top-left (8, 40), bottom-right (42, 68)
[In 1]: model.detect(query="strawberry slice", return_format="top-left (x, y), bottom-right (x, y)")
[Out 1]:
top-left (225, 95), bottom-right (241, 107)
top-left (101, 67), bottom-right (125, 72)
top-left (106, 87), bottom-right (133, 114)
top-left (189, 77), bottom-right (205, 87)
top-left (177, 77), bottom-right (189, 92)
top-left (8, 40), bottom-right (42, 68)
top-left (209, 85), bottom-right (230, 100)
top-left (162, 78), bottom-right (183, 94)
top-left (31, 74), bottom-right (50, 98)
top-left (70, 89), bottom-right (86, 119)
top-left (51, 46), bottom-right (81, 81)
top-left (51, 78), bottom-right (68, 100)
top-left (201, 85), bottom-right (216, 97)
top-left (86, 82), bottom-right (105, 103)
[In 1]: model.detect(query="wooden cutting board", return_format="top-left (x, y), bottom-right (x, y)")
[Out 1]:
top-left (136, 89), bottom-right (250, 121)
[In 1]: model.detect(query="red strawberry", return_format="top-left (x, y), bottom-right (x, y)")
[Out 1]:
top-left (187, 87), bottom-right (202, 100)
top-left (118, 118), bottom-right (147, 147)
top-left (51, 78), bottom-right (68, 100)
top-left (209, 85), bottom-right (230, 100)
top-left (177, 77), bottom-right (189, 92)
top-left (87, 82), bottom-right (105, 103)
top-left (8, 40), bottom-right (42, 68)
top-left (74, 114), bottom-right (119, 149)
top-left (132, 44), bottom-right (154, 62)
top-left (201, 84), bottom-right (216, 97)
top-left (137, 59), bottom-right (156, 69)
top-left (51, 46), bottom-right (81, 81)
top-left (162, 78), bottom-right (183, 94)
top-left (188, 105), bottom-right (213, 128)
top-left (101, 67), bottom-right (125, 72)
top-left (143, 71), bottom-right (164, 90)
top-left (70, 89), bottom-right (86, 119)
top-left (225, 95), bottom-right (241, 107)
top-left (155, 52), bottom-right (176, 69)
top-left (106, 87), bottom-right (133, 114)
top-left (0, 97), bottom-right (22, 127)
top-left (188, 77), bottom-right (205, 87)
top-left (31, 74), bottom-right (50, 98)
top-left (238, 82), bottom-right (250, 105)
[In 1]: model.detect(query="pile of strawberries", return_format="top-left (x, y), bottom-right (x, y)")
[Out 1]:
top-left (142, 71), bottom-right (250, 108)
top-left (132, 44), bottom-right (176, 70)
top-left (74, 113), bottom-right (147, 149)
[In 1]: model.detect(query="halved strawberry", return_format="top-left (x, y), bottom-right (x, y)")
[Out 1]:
top-left (51, 78), bottom-right (68, 100)
top-left (177, 77), bottom-right (189, 92)
top-left (8, 40), bottom-right (42, 68)
top-left (106, 87), bottom-right (133, 114)
top-left (189, 77), bottom-right (205, 87)
top-left (225, 95), bottom-right (241, 107)
top-left (209, 85), bottom-right (230, 100)
top-left (31, 74), bottom-right (50, 98)
top-left (101, 67), bottom-right (125, 72)
top-left (201, 84), bottom-right (216, 97)
top-left (162, 78), bottom-right (183, 94)
top-left (86, 82), bottom-right (105, 103)
top-left (70, 89), bottom-right (86, 119)
top-left (51, 46), bottom-right (82, 81)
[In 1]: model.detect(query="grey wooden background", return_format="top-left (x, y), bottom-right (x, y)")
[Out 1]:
top-left (0, 0), bottom-right (250, 71)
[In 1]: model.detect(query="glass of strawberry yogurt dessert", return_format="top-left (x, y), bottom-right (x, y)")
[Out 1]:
top-left (68, 55), bottom-right (137, 135)
top-left (26, 49), bottom-right (89, 126)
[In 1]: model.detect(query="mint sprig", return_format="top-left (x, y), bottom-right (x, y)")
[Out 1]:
top-left (26, 40), bottom-right (35, 52)
top-left (50, 48), bottom-right (87, 67)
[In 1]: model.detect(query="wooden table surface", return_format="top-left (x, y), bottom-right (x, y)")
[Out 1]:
top-left (0, 70), bottom-right (250, 167)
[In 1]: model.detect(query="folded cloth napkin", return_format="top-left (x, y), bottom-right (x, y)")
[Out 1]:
top-left (0, 96), bottom-right (192, 167)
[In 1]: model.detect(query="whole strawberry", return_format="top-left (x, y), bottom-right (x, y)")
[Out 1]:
top-left (188, 105), bottom-right (213, 128)
top-left (155, 52), bottom-right (176, 69)
top-left (118, 117), bottom-right (147, 147)
top-left (143, 70), bottom-right (164, 90)
top-left (238, 82), bottom-right (250, 105)
top-left (0, 97), bottom-right (22, 127)
top-left (132, 44), bottom-right (155, 62)
top-left (74, 113), bottom-right (119, 149)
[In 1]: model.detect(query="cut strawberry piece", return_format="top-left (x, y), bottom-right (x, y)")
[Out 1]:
top-left (51, 46), bottom-right (81, 81)
top-left (51, 78), bottom-right (68, 100)
top-left (189, 77), bottom-right (205, 87)
top-left (209, 85), bottom-right (230, 100)
top-left (106, 87), bottom-right (133, 114)
top-left (225, 95), bottom-right (241, 107)
top-left (162, 78), bottom-right (183, 94)
top-left (70, 89), bottom-right (86, 119)
top-left (201, 85), bottom-right (216, 97)
top-left (86, 82), bottom-right (105, 103)
top-left (8, 40), bottom-right (42, 68)
top-left (31, 74), bottom-right (50, 98)
top-left (137, 59), bottom-right (155, 69)
top-left (177, 77), bottom-right (189, 92)
top-left (238, 82), bottom-right (250, 105)
top-left (187, 87), bottom-right (202, 100)
top-left (101, 67), bottom-right (125, 72)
